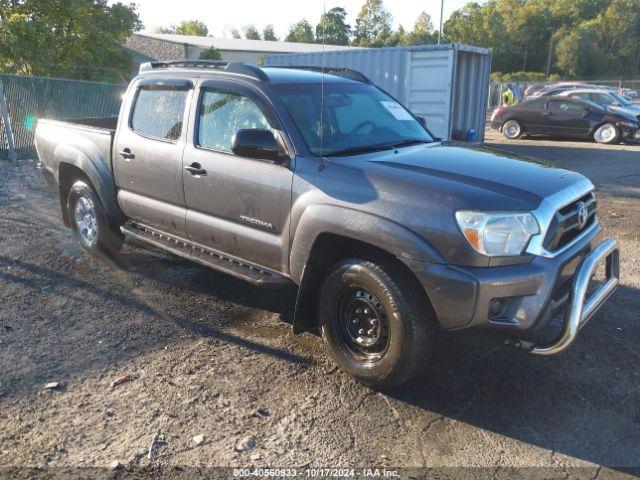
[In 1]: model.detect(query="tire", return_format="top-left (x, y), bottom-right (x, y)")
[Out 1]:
top-left (502, 119), bottom-right (523, 139)
top-left (593, 123), bottom-right (620, 144)
top-left (319, 258), bottom-right (434, 389)
top-left (67, 180), bottom-right (123, 256)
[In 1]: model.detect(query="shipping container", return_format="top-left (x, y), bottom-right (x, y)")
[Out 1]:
top-left (265, 43), bottom-right (492, 142)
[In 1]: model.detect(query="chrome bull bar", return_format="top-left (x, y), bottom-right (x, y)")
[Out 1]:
top-left (531, 238), bottom-right (620, 356)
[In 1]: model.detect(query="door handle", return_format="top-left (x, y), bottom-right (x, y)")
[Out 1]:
top-left (119, 148), bottom-right (135, 160)
top-left (184, 163), bottom-right (207, 176)
top-left (542, 111), bottom-right (554, 116)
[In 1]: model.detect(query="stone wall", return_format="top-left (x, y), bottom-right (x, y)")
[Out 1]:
top-left (126, 35), bottom-right (188, 62)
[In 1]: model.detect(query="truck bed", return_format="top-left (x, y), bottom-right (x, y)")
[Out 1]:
top-left (34, 117), bottom-right (118, 180)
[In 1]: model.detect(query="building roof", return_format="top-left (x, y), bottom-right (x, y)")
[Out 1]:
top-left (134, 32), bottom-right (358, 54)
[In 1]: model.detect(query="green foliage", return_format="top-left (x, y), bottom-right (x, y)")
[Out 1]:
top-left (491, 71), bottom-right (548, 82)
top-left (444, 0), bottom-right (640, 78)
top-left (402, 11), bottom-right (437, 45)
top-left (230, 29), bottom-right (241, 39)
top-left (0, 0), bottom-right (142, 81)
top-left (285, 19), bottom-right (315, 43)
top-left (316, 7), bottom-right (350, 45)
top-left (154, 26), bottom-right (174, 34)
top-left (175, 20), bottom-right (208, 36)
top-left (153, 20), bottom-right (208, 36)
top-left (243, 24), bottom-right (261, 40)
top-left (199, 47), bottom-right (221, 60)
top-left (353, 0), bottom-right (392, 47)
top-left (263, 24), bottom-right (278, 41)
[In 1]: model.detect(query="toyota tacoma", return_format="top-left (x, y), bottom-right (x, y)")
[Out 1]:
top-left (35, 61), bottom-right (620, 388)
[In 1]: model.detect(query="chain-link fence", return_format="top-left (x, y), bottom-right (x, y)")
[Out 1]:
top-left (0, 74), bottom-right (126, 160)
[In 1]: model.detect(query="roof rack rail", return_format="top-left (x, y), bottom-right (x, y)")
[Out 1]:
top-left (267, 65), bottom-right (371, 83)
top-left (139, 60), bottom-right (269, 82)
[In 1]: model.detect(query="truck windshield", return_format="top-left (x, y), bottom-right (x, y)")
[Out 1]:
top-left (274, 83), bottom-right (433, 156)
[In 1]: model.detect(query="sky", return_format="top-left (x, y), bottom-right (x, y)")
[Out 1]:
top-left (114, 0), bottom-right (473, 40)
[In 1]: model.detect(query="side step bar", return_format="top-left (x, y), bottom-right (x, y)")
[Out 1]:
top-left (121, 222), bottom-right (292, 287)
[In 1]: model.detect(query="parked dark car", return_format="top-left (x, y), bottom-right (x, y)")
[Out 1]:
top-left (35, 61), bottom-right (620, 388)
top-left (491, 96), bottom-right (639, 144)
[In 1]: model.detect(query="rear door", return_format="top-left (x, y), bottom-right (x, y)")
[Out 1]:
top-left (181, 79), bottom-right (294, 272)
top-left (113, 79), bottom-right (193, 237)
top-left (543, 99), bottom-right (590, 136)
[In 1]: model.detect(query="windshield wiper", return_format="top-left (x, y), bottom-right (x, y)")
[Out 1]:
top-left (389, 138), bottom-right (430, 149)
top-left (322, 144), bottom-right (394, 157)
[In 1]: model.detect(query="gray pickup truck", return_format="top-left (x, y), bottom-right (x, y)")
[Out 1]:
top-left (35, 61), bottom-right (620, 388)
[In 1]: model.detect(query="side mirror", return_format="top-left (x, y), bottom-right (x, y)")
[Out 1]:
top-left (232, 129), bottom-right (283, 162)
top-left (416, 116), bottom-right (427, 128)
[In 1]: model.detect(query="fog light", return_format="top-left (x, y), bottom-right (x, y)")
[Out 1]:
top-left (489, 299), bottom-right (506, 318)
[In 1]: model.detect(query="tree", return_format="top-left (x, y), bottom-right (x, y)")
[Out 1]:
top-left (199, 47), bottom-right (221, 60)
top-left (154, 26), bottom-right (174, 34)
top-left (315, 7), bottom-right (350, 45)
top-left (555, 25), bottom-right (600, 77)
top-left (263, 24), bottom-right (278, 41)
top-left (285, 19), bottom-right (315, 43)
top-left (243, 24), bottom-right (261, 40)
top-left (353, 0), bottom-right (393, 47)
top-left (403, 11), bottom-right (436, 45)
top-left (175, 20), bottom-right (208, 36)
top-left (0, 0), bottom-right (142, 81)
top-left (443, 0), bottom-right (640, 78)
top-left (230, 28), bottom-right (241, 39)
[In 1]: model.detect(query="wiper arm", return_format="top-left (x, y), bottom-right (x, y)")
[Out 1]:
top-left (322, 144), bottom-right (394, 157)
top-left (389, 138), bottom-right (430, 148)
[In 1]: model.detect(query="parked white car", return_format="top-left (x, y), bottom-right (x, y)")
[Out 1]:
top-left (558, 89), bottom-right (640, 117)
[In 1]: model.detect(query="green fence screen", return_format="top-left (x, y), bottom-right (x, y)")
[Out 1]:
top-left (0, 74), bottom-right (126, 160)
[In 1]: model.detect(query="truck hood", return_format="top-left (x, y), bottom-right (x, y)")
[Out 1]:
top-left (330, 141), bottom-right (586, 210)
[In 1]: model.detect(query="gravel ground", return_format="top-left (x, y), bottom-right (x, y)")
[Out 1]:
top-left (1, 132), bottom-right (639, 478)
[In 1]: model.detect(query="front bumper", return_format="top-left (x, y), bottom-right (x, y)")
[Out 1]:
top-left (414, 224), bottom-right (620, 354)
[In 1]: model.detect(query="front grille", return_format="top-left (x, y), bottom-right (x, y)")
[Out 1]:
top-left (543, 192), bottom-right (596, 251)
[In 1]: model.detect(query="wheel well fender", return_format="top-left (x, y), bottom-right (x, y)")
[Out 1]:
top-left (55, 144), bottom-right (123, 226)
top-left (289, 205), bottom-right (444, 334)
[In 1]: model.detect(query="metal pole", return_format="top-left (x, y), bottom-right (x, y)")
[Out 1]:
top-left (0, 83), bottom-right (16, 162)
top-left (438, 0), bottom-right (444, 44)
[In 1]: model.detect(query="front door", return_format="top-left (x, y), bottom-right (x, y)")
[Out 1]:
top-left (182, 80), bottom-right (293, 273)
top-left (113, 79), bottom-right (193, 236)
top-left (543, 99), bottom-right (590, 137)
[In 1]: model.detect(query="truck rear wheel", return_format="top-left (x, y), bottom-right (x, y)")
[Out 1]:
top-left (319, 258), bottom-right (434, 389)
top-left (67, 180), bottom-right (123, 256)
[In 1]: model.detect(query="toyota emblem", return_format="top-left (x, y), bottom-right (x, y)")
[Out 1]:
top-left (576, 202), bottom-right (589, 230)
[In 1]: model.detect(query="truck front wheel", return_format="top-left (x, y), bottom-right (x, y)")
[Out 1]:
top-left (319, 258), bottom-right (434, 389)
top-left (67, 180), bottom-right (123, 256)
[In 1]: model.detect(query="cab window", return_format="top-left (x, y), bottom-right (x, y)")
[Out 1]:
top-left (198, 89), bottom-right (274, 153)
top-left (131, 88), bottom-right (188, 141)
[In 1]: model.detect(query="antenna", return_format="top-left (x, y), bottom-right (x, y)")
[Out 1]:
top-left (319, 3), bottom-right (326, 171)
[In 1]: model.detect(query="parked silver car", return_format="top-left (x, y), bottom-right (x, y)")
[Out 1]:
top-left (557, 89), bottom-right (640, 118)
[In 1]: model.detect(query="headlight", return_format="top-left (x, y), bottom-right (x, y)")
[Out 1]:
top-left (455, 211), bottom-right (540, 256)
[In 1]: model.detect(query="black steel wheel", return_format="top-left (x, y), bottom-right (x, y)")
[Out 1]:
top-left (319, 258), bottom-right (435, 389)
top-left (333, 287), bottom-right (390, 363)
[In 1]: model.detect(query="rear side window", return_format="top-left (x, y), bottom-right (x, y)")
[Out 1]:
top-left (198, 89), bottom-right (273, 153)
top-left (548, 100), bottom-right (586, 117)
top-left (131, 88), bottom-right (188, 141)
